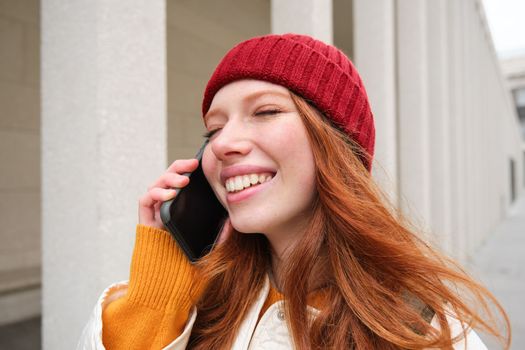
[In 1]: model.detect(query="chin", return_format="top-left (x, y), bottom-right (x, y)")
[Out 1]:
top-left (224, 203), bottom-right (267, 233)
top-left (229, 220), bottom-right (264, 235)
top-left (228, 214), bottom-right (271, 235)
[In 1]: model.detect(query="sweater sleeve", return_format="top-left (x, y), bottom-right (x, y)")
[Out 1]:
top-left (101, 224), bottom-right (203, 349)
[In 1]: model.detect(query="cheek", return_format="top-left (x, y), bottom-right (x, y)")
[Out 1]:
top-left (202, 146), bottom-right (228, 209)
top-left (294, 151), bottom-right (317, 193)
top-left (201, 146), bottom-right (217, 185)
top-left (282, 123), bottom-right (315, 169)
top-left (275, 127), bottom-right (317, 193)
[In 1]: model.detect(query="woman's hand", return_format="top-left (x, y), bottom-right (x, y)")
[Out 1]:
top-left (138, 158), bottom-right (199, 229)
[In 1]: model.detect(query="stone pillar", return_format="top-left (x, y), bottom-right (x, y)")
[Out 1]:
top-left (41, 1), bottom-right (166, 348)
top-left (271, 0), bottom-right (333, 44)
top-left (426, 1), bottom-right (452, 254)
top-left (462, 0), bottom-right (475, 256)
top-left (353, 0), bottom-right (398, 207)
top-left (468, 0), bottom-right (482, 253)
top-left (447, 0), bottom-right (467, 262)
top-left (395, 0), bottom-right (432, 232)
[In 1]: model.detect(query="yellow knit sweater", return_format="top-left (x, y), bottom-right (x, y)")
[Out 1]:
top-left (102, 224), bottom-right (287, 349)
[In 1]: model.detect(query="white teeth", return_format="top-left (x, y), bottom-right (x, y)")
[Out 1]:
top-left (225, 172), bottom-right (274, 193)
top-left (234, 177), bottom-right (244, 191)
top-left (242, 175), bottom-right (250, 187)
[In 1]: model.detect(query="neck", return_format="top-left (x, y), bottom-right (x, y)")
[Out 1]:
top-left (266, 236), bottom-right (294, 292)
top-left (268, 240), bottom-right (330, 294)
top-left (262, 208), bottom-right (329, 293)
top-left (263, 220), bottom-right (306, 292)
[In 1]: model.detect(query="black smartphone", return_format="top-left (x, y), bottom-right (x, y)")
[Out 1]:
top-left (160, 140), bottom-right (228, 262)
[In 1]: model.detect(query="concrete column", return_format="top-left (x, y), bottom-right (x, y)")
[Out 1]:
top-left (41, 1), bottom-right (166, 348)
top-left (426, 1), bottom-right (452, 253)
top-left (447, 0), bottom-right (468, 262)
top-left (462, 0), bottom-right (475, 255)
top-left (353, 0), bottom-right (398, 206)
top-left (271, 0), bottom-right (333, 44)
top-left (469, 1), bottom-right (483, 251)
top-left (395, 0), bottom-right (431, 232)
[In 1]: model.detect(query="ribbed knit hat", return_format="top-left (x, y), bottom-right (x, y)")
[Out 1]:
top-left (202, 33), bottom-right (375, 172)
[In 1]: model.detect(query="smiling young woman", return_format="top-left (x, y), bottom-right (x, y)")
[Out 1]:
top-left (78, 34), bottom-right (510, 350)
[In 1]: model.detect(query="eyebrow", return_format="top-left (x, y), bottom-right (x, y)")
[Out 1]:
top-left (204, 89), bottom-right (291, 124)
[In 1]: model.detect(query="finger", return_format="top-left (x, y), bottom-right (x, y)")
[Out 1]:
top-left (138, 194), bottom-right (157, 224)
top-left (153, 201), bottom-right (162, 221)
top-left (166, 158), bottom-right (199, 174)
top-left (148, 172), bottom-right (190, 191)
top-left (138, 195), bottom-right (166, 226)
top-left (147, 187), bottom-right (179, 202)
top-left (138, 193), bottom-right (156, 209)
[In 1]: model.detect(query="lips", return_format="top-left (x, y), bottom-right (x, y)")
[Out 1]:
top-left (225, 174), bottom-right (274, 203)
top-left (219, 164), bottom-right (277, 203)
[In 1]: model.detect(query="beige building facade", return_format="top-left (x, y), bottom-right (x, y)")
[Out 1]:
top-left (0, 0), bottom-right (41, 327)
top-left (0, 0), bottom-right (523, 348)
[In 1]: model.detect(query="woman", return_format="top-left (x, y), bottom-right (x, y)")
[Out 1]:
top-left (79, 34), bottom-right (510, 349)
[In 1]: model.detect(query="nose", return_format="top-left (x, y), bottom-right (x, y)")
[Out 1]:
top-left (209, 121), bottom-right (252, 161)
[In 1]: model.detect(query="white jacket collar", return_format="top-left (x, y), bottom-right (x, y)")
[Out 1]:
top-left (231, 275), bottom-right (271, 350)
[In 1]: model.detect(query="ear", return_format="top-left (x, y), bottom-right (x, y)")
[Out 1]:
top-left (217, 217), bottom-right (233, 245)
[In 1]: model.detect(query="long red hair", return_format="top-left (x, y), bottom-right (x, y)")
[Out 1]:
top-left (188, 91), bottom-right (511, 349)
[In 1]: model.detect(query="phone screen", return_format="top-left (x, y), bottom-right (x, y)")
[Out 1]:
top-left (160, 141), bottom-right (228, 262)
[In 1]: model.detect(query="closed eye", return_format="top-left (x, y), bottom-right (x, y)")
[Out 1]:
top-left (255, 109), bottom-right (281, 116)
top-left (204, 109), bottom-right (281, 139)
top-left (203, 129), bottom-right (220, 139)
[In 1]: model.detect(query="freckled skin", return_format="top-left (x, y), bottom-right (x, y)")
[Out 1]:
top-left (201, 79), bottom-right (317, 256)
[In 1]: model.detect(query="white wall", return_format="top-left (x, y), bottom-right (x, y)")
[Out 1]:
top-left (271, 0), bottom-right (332, 44)
top-left (167, 0), bottom-right (270, 161)
top-left (353, 0), bottom-right (398, 207)
top-left (354, 0), bottom-right (523, 261)
top-left (42, 1), bottom-right (167, 349)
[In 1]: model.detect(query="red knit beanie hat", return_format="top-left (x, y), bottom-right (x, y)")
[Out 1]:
top-left (202, 33), bottom-right (375, 172)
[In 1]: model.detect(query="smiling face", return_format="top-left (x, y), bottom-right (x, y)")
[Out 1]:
top-left (201, 79), bottom-right (317, 254)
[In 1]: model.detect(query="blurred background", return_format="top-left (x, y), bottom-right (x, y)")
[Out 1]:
top-left (0, 0), bottom-right (524, 349)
